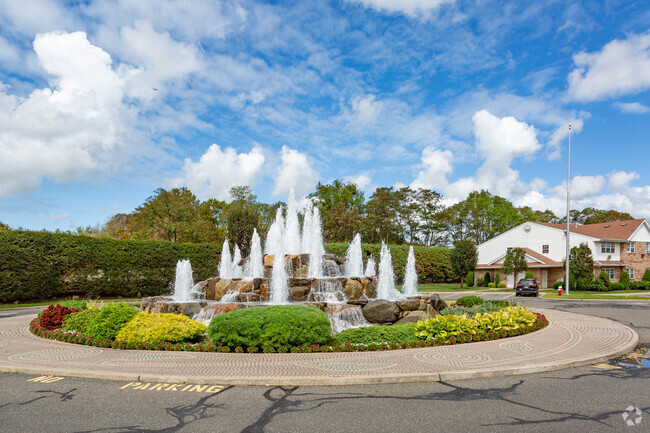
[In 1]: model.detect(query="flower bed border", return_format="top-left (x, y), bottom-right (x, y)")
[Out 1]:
top-left (29, 313), bottom-right (548, 354)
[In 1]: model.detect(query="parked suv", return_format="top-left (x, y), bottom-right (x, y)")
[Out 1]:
top-left (515, 279), bottom-right (539, 297)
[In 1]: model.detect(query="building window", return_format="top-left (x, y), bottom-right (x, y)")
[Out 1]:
top-left (646, 242), bottom-right (650, 254)
top-left (601, 242), bottom-right (615, 254)
top-left (626, 268), bottom-right (635, 280)
top-left (628, 242), bottom-right (635, 253)
top-left (542, 245), bottom-right (549, 254)
top-left (604, 268), bottom-right (615, 280)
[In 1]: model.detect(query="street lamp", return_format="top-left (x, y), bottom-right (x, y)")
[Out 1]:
top-left (565, 124), bottom-right (572, 295)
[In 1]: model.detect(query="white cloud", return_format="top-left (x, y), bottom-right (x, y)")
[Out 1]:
top-left (346, 0), bottom-right (456, 18)
top-left (0, 31), bottom-right (133, 198)
top-left (350, 95), bottom-right (383, 125)
top-left (551, 175), bottom-right (606, 200)
top-left (410, 146), bottom-right (453, 190)
top-left (472, 109), bottom-right (540, 163)
top-left (167, 144), bottom-right (266, 201)
top-left (119, 20), bottom-right (203, 100)
top-left (49, 212), bottom-right (69, 220)
top-left (345, 174), bottom-right (375, 193)
top-left (273, 146), bottom-right (318, 198)
top-left (612, 101), bottom-right (650, 114)
top-left (568, 31), bottom-right (650, 101)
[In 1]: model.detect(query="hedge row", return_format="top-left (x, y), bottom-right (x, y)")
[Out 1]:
top-left (324, 243), bottom-right (454, 282)
top-left (0, 231), bottom-right (454, 302)
top-left (0, 231), bottom-right (219, 302)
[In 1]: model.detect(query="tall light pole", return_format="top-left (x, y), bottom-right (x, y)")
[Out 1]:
top-left (565, 124), bottom-right (572, 295)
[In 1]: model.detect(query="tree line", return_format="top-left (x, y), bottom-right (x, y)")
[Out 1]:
top-left (4, 180), bottom-right (634, 253)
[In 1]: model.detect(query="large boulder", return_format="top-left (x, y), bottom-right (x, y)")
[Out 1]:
top-left (429, 294), bottom-right (448, 312)
top-left (177, 302), bottom-right (203, 318)
top-left (226, 280), bottom-right (254, 294)
top-left (290, 286), bottom-right (311, 302)
top-left (394, 310), bottom-right (430, 325)
top-left (263, 255), bottom-right (275, 267)
top-left (362, 299), bottom-right (400, 323)
top-left (343, 279), bottom-right (363, 299)
top-left (213, 279), bottom-right (232, 301)
top-left (293, 264), bottom-right (309, 278)
top-left (363, 277), bottom-right (378, 298)
top-left (397, 299), bottom-right (421, 311)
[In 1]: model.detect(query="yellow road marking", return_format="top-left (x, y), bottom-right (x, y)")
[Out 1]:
top-left (120, 382), bottom-right (225, 393)
top-left (27, 375), bottom-right (64, 383)
top-left (592, 363), bottom-right (621, 370)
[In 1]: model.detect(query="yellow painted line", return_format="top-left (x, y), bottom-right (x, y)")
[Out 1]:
top-left (592, 363), bottom-right (622, 370)
top-left (27, 375), bottom-right (64, 383)
top-left (120, 382), bottom-right (225, 393)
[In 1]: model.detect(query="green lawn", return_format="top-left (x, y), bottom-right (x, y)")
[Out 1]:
top-left (413, 283), bottom-right (475, 292)
top-left (543, 290), bottom-right (650, 300)
top-left (0, 298), bottom-right (142, 310)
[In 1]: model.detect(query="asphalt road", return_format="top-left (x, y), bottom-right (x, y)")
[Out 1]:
top-left (1, 300), bottom-right (648, 432)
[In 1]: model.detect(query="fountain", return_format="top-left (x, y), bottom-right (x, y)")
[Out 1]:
top-left (403, 246), bottom-right (418, 296)
top-left (141, 190), bottom-right (449, 333)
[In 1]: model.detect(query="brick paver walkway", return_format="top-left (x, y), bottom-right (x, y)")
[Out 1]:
top-left (0, 309), bottom-right (638, 385)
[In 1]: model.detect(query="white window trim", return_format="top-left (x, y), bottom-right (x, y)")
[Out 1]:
top-left (601, 242), bottom-right (615, 254)
top-left (627, 268), bottom-right (635, 280)
top-left (646, 242), bottom-right (650, 254)
top-left (628, 242), bottom-right (635, 253)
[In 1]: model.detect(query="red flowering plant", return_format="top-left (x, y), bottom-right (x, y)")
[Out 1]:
top-left (38, 304), bottom-right (80, 330)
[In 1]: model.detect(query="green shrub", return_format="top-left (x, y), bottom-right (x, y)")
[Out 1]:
top-left (598, 271), bottom-right (611, 287)
top-left (483, 272), bottom-right (491, 286)
top-left (85, 304), bottom-right (139, 340)
top-left (464, 272), bottom-right (474, 287)
top-left (440, 306), bottom-right (468, 316)
top-left (585, 278), bottom-right (606, 292)
top-left (0, 230), bottom-right (220, 302)
top-left (455, 295), bottom-right (484, 307)
top-left (620, 271), bottom-right (630, 289)
top-left (497, 283), bottom-right (506, 288)
top-left (629, 281), bottom-right (650, 290)
top-left (473, 306), bottom-right (537, 331)
top-left (494, 273), bottom-right (500, 287)
top-left (553, 281), bottom-right (563, 290)
top-left (62, 309), bottom-right (101, 333)
top-left (475, 278), bottom-right (484, 287)
top-left (575, 276), bottom-right (593, 291)
top-left (487, 282), bottom-right (495, 288)
top-left (608, 282), bottom-right (625, 291)
top-left (441, 303), bottom-right (500, 317)
top-left (207, 305), bottom-right (331, 349)
top-left (116, 313), bottom-right (206, 344)
top-left (38, 304), bottom-right (80, 330)
top-left (643, 269), bottom-right (650, 282)
top-left (525, 272), bottom-right (534, 279)
top-left (415, 314), bottom-right (479, 338)
top-left (333, 323), bottom-right (420, 345)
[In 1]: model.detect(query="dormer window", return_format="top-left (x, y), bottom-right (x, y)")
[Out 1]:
top-left (542, 245), bottom-right (549, 254)
top-left (601, 242), bottom-right (615, 254)
top-left (628, 242), bottom-right (635, 253)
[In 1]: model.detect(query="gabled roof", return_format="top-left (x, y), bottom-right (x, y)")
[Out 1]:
top-left (534, 219), bottom-right (646, 241)
top-left (477, 247), bottom-right (562, 269)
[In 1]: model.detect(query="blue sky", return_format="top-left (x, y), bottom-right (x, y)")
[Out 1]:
top-left (1, 0), bottom-right (649, 231)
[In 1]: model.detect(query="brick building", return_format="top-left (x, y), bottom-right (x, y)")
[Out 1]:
top-left (475, 219), bottom-right (650, 288)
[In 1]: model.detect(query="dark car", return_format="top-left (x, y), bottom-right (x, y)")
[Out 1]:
top-left (515, 279), bottom-right (539, 297)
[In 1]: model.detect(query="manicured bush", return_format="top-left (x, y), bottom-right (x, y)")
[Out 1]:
top-left (39, 304), bottom-right (80, 330)
top-left (487, 282), bottom-right (495, 288)
top-left (455, 295), bottom-right (484, 307)
top-left (575, 276), bottom-right (593, 291)
top-left (475, 278), bottom-right (484, 287)
top-left (62, 309), bottom-right (101, 333)
top-left (629, 281), bottom-right (650, 290)
top-left (116, 313), bottom-right (207, 344)
top-left (415, 314), bottom-right (479, 339)
top-left (494, 273), bottom-right (501, 287)
top-left (525, 272), bottom-right (534, 279)
top-left (0, 230), bottom-right (220, 302)
top-left (416, 306), bottom-right (537, 339)
top-left (85, 304), bottom-right (139, 340)
top-left (483, 272), bottom-right (491, 286)
top-left (620, 271), bottom-right (630, 289)
top-left (487, 300), bottom-right (512, 308)
top-left (643, 269), bottom-right (650, 282)
top-left (585, 278), bottom-right (606, 292)
top-left (332, 323), bottom-right (420, 345)
top-left (598, 271), bottom-right (611, 287)
top-left (497, 283), bottom-right (506, 288)
top-left (553, 281), bottom-right (563, 290)
top-left (440, 306), bottom-right (468, 316)
top-left (464, 272), bottom-right (474, 287)
top-left (608, 282), bottom-right (625, 291)
top-left (441, 302), bottom-right (499, 317)
top-left (207, 305), bottom-right (331, 350)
